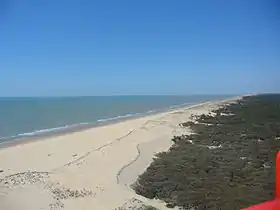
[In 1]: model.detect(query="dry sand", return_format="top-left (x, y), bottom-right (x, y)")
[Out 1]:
top-left (0, 97), bottom-right (240, 210)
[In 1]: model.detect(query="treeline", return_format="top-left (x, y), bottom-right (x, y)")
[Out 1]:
top-left (133, 94), bottom-right (280, 209)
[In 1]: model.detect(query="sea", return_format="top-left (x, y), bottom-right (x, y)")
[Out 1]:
top-left (0, 95), bottom-right (233, 144)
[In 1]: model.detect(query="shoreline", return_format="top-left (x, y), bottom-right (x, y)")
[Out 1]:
top-left (0, 96), bottom-right (241, 210)
top-left (0, 104), bottom-right (184, 149)
top-left (0, 99), bottom-right (228, 150)
top-left (0, 101), bottom-right (200, 148)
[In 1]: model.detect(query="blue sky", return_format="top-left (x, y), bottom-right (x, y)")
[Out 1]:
top-left (0, 0), bottom-right (279, 96)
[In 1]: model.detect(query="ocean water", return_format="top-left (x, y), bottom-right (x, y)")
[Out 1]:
top-left (0, 95), bottom-right (232, 143)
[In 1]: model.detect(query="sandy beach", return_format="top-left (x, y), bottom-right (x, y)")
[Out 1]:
top-left (0, 98), bottom-right (239, 210)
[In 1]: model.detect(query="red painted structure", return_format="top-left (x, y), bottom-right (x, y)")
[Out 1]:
top-left (241, 152), bottom-right (280, 210)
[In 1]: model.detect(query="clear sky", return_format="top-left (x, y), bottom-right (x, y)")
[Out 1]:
top-left (0, 0), bottom-right (279, 96)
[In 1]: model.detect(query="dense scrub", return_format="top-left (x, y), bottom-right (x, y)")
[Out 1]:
top-left (133, 94), bottom-right (280, 210)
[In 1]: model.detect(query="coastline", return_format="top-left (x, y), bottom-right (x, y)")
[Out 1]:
top-left (0, 99), bottom-right (224, 149)
top-left (0, 102), bottom-right (196, 149)
top-left (0, 97), bottom-right (241, 210)
top-left (1, 96), bottom-right (224, 145)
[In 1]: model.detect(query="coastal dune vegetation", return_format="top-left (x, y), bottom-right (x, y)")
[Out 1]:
top-left (133, 94), bottom-right (280, 209)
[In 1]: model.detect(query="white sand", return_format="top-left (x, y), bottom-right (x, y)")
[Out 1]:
top-left (0, 98), bottom-right (240, 210)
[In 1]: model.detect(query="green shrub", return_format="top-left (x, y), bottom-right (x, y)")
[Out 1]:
top-left (133, 94), bottom-right (280, 209)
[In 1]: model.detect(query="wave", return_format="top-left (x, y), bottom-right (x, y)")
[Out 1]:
top-left (97, 102), bottom-right (193, 123)
top-left (97, 113), bottom-right (137, 123)
top-left (0, 123), bottom-right (90, 143)
top-left (17, 122), bottom-right (90, 137)
top-left (0, 135), bottom-right (19, 142)
top-left (169, 102), bottom-right (193, 109)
